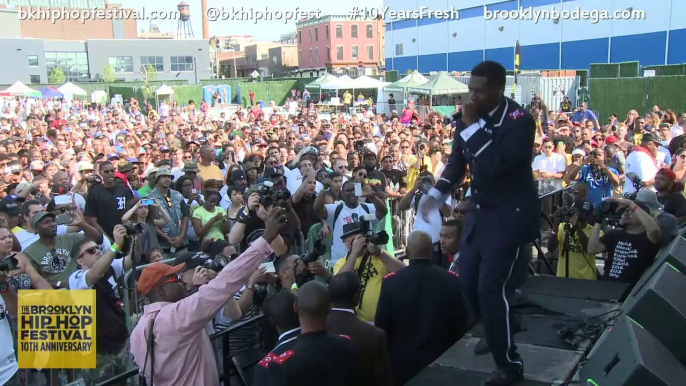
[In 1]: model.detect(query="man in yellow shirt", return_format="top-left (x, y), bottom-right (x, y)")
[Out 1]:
top-left (343, 90), bottom-right (352, 114)
top-left (333, 221), bottom-right (405, 322)
top-left (549, 199), bottom-right (600, 280)
top-left (197, 145), bottom-right (223, 183)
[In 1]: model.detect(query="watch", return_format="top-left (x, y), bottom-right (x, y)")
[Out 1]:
top-left (245, 282), bottom-right (255, 291)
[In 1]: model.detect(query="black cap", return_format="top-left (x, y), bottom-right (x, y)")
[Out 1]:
top-left (231, 168), bottom-right (247, 181)
top-left (641, 133), bottom-right (661, 145)
top-left (173, 252), bottom-right (211, 271)
top-left (0, 196), bottom-right (20, 216)
top-left (263, 167), bottom-right (283, 178)
top-left (340, 222), bottom-right (364, 240)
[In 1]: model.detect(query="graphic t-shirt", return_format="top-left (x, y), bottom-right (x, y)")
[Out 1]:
top-left (657, 192), bottom-right (686, 219)
top-left (333, 253), bottom-right (389, 322)
top-left (25, 233), bottom-right (86, 283)
top-left (84, 184), bottom-right (134, 239)
top-left (192, 206), bottom-right (227, 241)
top-left (325, 203), bottom-right (377, 265)
top-left (556, 223), bottom-right (600, 280)
top-left (600, 230), bottom-right (659, 286)
top-left (577, 165), bottom-right (619, 208)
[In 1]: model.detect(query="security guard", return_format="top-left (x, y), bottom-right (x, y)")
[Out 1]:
top-left (420, 60), bottom-right (537, 386)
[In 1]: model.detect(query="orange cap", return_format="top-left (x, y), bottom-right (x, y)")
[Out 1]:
top-left (137, 262), bottom-right (187, 296)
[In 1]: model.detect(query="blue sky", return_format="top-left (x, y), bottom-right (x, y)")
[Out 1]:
top-left (119, 0), bottom-right (382, 40)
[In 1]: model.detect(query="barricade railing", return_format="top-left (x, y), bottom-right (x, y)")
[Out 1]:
top-left (122, 257), bottom-right (178, 333)
top-left (95, 314), bottom-right (265, 386)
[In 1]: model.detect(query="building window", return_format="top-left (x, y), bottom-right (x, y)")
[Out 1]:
top-left (299, 50), bottom-right (303, 65)
top-left (308, 28), bottom-right (312, 42)
top-left (326, 25), bottom-right (329, 39)
top-left (336, 46), bottom-right (343, 60)
top-left (298, 30), bottom-right (302, 44)
top-left (351, 24), bottom-right (358, 38)
top-left (335, 24), bottom-right (342, 38)
top-left (45, 51), bottom-right (90, 81)
top-left (309, 48), bottom-right (313, 64)
top-left (315, 27), bottom-right (318, 41)
top-left (352, 46), bottom-right (358, 60)
top-left (30, 75), bottom-right (40, 84)
top-left (27, 55), bottom-right (39, 67)
top-left (366, 24), bottom-right (373, 38)
top-left (171, 56), bottom-right (194, 72)
top-left (108, 56), bottom-right (134, 73)
top-left (140, 56), bottom-right (164, 72)
top-left (367, 45), bottom-right (374, 60)
top-left (326, 46), bottom-right (331, 61)
top-left (315, 47), bottom-right (319, 63)
top-left (395, 44), bottom-right (403, 56)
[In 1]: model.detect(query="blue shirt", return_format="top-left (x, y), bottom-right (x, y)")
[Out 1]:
top-left (578, 165), bottom-right (619, 208)
top-left (572, 109), bottom-right (597, 123)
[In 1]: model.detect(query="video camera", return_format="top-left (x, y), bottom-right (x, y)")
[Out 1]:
top-left (624, 172), bottom-right (643, 201)
top-left (256, 180), bottom-right (291, 207)
top-left (361, 213), bottom-right (389, 245)
top-left (597, 200), bottom-right (624, 226)
top-left (301, 239), bottom-right (326, 265)
top-left (201, 253), bottom-right (230, 272)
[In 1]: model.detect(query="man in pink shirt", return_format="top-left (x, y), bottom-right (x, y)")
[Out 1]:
top-left (130, 209), bottom-right (288, 386)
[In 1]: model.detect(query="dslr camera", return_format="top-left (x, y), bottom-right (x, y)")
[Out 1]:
top-left (256, 181), bottom-right (291, 207)
top-left (200, 252), bottom-right (231, 272)
top-left (360, 213), bottom-right (389, 245)
top-left (0, 254), bottom-right (18, 272)
top-left (623, 173), bottom-right (643, 201)
top-left (123, 222), bottom-right (143, 236)
top-left (301, 239), bottom-right (326, 265)
top-left (597, 200), bottom-right (624, 226)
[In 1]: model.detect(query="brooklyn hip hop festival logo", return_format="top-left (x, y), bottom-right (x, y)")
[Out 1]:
top-left (18, 290), bottom-right (96, 369)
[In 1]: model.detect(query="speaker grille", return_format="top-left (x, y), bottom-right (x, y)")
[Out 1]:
top-left (652, 265), bottom-right (686, 318)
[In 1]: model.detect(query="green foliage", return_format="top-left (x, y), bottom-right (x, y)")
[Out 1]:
top-left (590, 63), bottom-right (620, 79)
top-left (48, 67), bottom-right (65, 84)
top-left (385, 70), bottom-right (399, 82)
top-left (102, 64), bottom-right (116, 83)
top-left (619, 61), bottom-right (639, 78)
top-left (145, 65), bottom-right (158, 82)
top-left (589, 78), bottom-right (645, 118)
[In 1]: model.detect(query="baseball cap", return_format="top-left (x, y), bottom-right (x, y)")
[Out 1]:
top-left (0, 197), bottom-right (20, 217)
top-left (263, 167), bottom-right (283, 178)
top-left (77, 162), bottom-right (95, 172)
top-left (635, 189), bottom-right (660, 211)
top-left (641, 133), bottom-right (661, 145)
top-left (173, 252), bottom-right (211, 271)
top-left (136, 262), bottom-right (187, 296)
top-left (31, 211), bottom-right (56, 229)
top-left (572, 149), bottom-right (586, 157)
top-left (230, 168), bottom-right (246, 181)
top-left (108, 153), bottom-right (121, 160)
top-left (30, 160), bottom-right (45, 171)
top-left (118, 161), bottom-right (134, 173)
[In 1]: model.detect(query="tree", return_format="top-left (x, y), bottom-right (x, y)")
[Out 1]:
top-left (48, 67), bottom-right (65, 84)
top-left (102, 63), bottom-right (116, 83)
top-left (144, 64), bottom-right (158, 82)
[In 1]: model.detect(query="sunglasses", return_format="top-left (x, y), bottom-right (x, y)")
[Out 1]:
top-left (80, 246), bottom-right (100, 258)
top-left (163, 196), bottom-right (172, 208)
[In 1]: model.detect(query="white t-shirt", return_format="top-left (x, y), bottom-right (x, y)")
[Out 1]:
top-left (325, 202), bottom-right (377, 265)
top-left (68, 258), bottom-right (124, 291)
top-left (0, 297), bottom-right (18, 385)
top-left (285, 168), bottom-right (323, 196)
top-left (624, 150), bottom-right (658, 195)
top-left (671, 124), bottom-right (684, 138)
top-left (16, 225), bottom-right (112, 252)
top-left (412, 195), bottom-right (452, 243)
top-left (531, 153), bottom-right (566, 175)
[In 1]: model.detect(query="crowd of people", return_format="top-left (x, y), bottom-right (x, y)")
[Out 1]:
top-left (0, 59), bottom-right (683, 386)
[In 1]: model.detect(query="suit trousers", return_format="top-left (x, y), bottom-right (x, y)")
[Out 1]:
top-left (458, 224), bottom-right (531, 373)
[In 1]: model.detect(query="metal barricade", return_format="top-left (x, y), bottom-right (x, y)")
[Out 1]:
top-left (122, 257), bottom-right (178, 333)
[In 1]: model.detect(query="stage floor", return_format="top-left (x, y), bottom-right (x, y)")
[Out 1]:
top-left (408, 276), bottom-right (627, 386)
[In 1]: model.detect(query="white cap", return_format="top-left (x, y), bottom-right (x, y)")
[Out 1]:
top-left (572, 149), bottom-right (586, 157)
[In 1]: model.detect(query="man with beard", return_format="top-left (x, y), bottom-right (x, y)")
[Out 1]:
top-left (380, 155), bottom-right (405, 199)
top-left (84, 161), bottom-right (136, 241)
top-left (149, 168), bottom-right (189, 255)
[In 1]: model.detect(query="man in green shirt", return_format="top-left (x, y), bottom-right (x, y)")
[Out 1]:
top-left (25, 211), bottom-right (103, 289)
top-left (137, 167), bottom-right (158, 198)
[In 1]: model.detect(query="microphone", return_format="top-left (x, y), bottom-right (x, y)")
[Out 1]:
top-left (562, 191), bottom-right (575, 208)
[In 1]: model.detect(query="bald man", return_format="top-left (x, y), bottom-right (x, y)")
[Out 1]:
top-left (197, 145), bottom-right (222, 181)
top-left (375, 230), bottom-right (471, 385)
top-left (261, 281), bottom-right (363, 386)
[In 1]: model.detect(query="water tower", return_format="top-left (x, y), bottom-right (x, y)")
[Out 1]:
top-left (176, 2), bottom-right (194, 39)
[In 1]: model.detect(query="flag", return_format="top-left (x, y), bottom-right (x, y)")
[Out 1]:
top-left (511, 40), bottom-right (521, 99)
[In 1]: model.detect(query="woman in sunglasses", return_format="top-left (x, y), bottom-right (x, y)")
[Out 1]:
top-left (121, 199), bottom-right (171, 263)
top-left (67, 224), bottom-right (132, 385)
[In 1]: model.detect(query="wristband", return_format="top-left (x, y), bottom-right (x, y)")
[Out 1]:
top-left (236, 208), bottom-right (250, 224)
top-left (111, 244), bottom-right (121, 253)
top-left (632, 205), bottom-right (640, 212)
top-left (291, 283), bottom-right (299, 290)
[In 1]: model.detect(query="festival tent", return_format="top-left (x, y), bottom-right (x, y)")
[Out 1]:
top-left (38, 87), bottom-right (63, 99)
top-left (351, 75), bottom-right (386, 89)
top-left (304, 73), bottom-right (338, 90)
top-left (57, 82), bottom-right (87, 96)
top-left (384, 70), bottom-right (429, 93)
top-left (155, 84), bottom-right (175, 108)
top-left (0, 81), bottom-right (41, 97)
top-left (407, 72), bottom-right (469, 96)
top-left (320, 75), bottom-right (354, 90)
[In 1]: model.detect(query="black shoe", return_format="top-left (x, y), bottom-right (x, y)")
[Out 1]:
top-left (481, 367), bottom-right (524, 386)
top-left (473, 338), bottom-right (490, 355)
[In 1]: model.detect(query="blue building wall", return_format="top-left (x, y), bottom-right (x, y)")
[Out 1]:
top-left (384, 0), bottom-right (686, 73)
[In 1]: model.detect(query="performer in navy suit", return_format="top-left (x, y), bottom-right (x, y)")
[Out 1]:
top-left (420, 60), bottom-right (538, 386)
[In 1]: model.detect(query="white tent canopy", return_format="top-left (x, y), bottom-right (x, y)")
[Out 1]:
top-left (320, 75), bottom-right (354, 90)
top-left (57, 82), bottom-right (87, 96)
top-left (155, 85), bottom-right (175, 95)
top-left (0, 81), bottom-right (41, 97)
top-left (351, 75), bottom-right (385, 89)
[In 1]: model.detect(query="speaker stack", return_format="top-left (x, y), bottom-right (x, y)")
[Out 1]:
top-left (579, 237), bottom-right (686, 385)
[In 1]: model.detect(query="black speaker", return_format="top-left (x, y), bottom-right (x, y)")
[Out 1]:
top-left (625, 236), bottom-right (686, 300)
top-left (579, 316), bottom-right (686, 386)
top-left (621, 263), bottom-right (686, 363)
